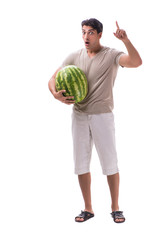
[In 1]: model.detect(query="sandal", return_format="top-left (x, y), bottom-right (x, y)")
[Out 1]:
top-left (111, 211), bottom-right (125, 223)
top-left (75, 210), bottom-right (94, 222)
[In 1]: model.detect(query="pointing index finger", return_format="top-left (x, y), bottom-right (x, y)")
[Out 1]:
top-left (116, 21), bottom-right (120, 29)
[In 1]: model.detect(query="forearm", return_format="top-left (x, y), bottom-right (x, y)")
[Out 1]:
top-left (123, 39), bottom-right (142, 66)
top-left (48, 67), bottom-right (61, 96)
top-left (48, 75), bottom-right (56, 96)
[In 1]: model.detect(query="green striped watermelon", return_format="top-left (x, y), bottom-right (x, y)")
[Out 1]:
top-left (55, 65), bottom-right (88, 103)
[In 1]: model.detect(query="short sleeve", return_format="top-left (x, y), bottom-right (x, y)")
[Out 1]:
top-left (109, 48), bottom-right (125, 67)
top-left (115, 53), bottom-right (126, 67)
top-left (61, 50), bottom-right (79, 68)
top-left (115, 52), bottom-right (125, 65)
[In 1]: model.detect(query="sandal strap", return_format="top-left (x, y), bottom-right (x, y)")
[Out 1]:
top-left (111, 211), bottom-right (125, 220)
top-left (75, 210), bottom-right (94, 220)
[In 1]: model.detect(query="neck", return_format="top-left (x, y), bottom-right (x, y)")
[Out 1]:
top-left (86, 45), bottom-right (103, 57)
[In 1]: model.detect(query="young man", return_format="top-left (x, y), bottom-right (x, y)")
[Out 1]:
top-left (48, 18), bottom-right (142, 223)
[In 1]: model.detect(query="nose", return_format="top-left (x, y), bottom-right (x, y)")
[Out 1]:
top-left (84, 32), bottom-right (89, 40)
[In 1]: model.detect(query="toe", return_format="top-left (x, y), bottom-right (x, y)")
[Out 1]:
top-left (75, 217), bottom-right (84, 222)
top-left (115, 218), bottom-right (124, 223)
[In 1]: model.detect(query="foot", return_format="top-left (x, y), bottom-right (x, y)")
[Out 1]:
top-left (111, 211), bottom-right (125, 223)
top-left (75, 210), bottom-right (94, 222)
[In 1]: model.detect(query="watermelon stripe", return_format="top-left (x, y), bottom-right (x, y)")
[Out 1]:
top-left (64, 68), bottom-right (75, 97)
top-left (80, 69), bottom-right (88, 95)
top-left (69, 68), bottom-right (82, 102)
top-left (75, 67), bottom-right (85, 99)
top-left (78, 68), bottom-right (87, 97)
top-left (80, 69), bottom-right (87, 92)
top-left (75, 68), bottom-right (87, 97)
top-left (68, 68), bottom-right (80, 102)
top-left (56, 71), bottom-right (63, 91)
top-left (60, 70), bottom-right (67, 95)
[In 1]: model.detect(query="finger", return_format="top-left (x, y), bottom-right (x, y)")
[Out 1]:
top-left (64, 101), bottom-right (75, 105)
top-left (67, 100), bottom-right (75, 103)
top-left (63, 97), bottom-right (75, 102)
top-left (65, 96), bottom-right (75, 100)
top-left (113, 32), bottom-right (119, 38)
top-left (118, 30), bottom-right (125, 38)
top-left (116, 21), bottom-right (120, 29)
top-left (58, 89), bottom-right (66, 94)
top-left (63, 101), bottom-right (71, 105)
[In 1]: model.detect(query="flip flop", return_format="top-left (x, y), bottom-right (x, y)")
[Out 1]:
top-left (111, 211), bottom-right (125, 223)
top-left (75, 210), bottom-right (94, 222)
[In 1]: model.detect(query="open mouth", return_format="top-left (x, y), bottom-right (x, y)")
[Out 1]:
top-left (85, 41), bottom-right (90, 46)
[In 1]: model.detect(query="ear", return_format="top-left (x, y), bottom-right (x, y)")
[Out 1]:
top-left (98, 32), bottom-right (102, 39)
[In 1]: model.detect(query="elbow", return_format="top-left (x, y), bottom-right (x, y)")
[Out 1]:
top-left (134, 57), bottom-right (143, 68)
top-left (131, 59), bottom-right (142, 68)
top-left (125, 55), bottom-right (142, 68)
top-left (48, 80), bottom-right (53, 94)
top-left (137, 58), bottom-right (142, 67)
top-left (48, 79), bottom-right (56, 96)
top-left (48, 79), bottom-right (53, 91)
top-left (48, 80), bottom-right (51, 90)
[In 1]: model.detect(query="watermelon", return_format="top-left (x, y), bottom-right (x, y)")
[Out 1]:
top-left (55, 65), bottom-right (88, 103)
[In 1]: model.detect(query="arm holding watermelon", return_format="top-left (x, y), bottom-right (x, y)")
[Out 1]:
top-left (48, 68), bottom-right (75, 105)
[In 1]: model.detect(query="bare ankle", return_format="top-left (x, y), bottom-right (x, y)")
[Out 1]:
top-left (85, 205), bottom-right (94, 213)
top-left (111, 205), bottom-right (119, 212)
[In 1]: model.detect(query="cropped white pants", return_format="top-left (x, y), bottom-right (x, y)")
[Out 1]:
top-left (72, 111), bottom-right (119, 176)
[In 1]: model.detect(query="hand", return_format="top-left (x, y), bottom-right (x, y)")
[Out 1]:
top-left (113, 21), bottom-right (129, 43)
top-left (54, 90), bottom-right (75, 105)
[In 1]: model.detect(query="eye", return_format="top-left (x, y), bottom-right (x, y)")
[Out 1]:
top-left (82, 32), bottom-right (85, 35)
top-left (89, 32), bottom-right (94, 35)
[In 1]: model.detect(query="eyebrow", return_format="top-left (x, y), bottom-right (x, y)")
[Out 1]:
top-left (82, 28), bottom-right (95, 32)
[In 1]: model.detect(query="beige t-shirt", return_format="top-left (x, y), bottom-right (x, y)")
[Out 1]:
top-left (61, 46), bottom-right (124, 114)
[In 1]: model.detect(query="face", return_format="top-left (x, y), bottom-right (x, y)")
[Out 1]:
top-left (82, 25), bottom-right (102, 50)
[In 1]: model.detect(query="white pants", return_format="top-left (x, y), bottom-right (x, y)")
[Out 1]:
top-left (72, 111), bottom-right (119, 175)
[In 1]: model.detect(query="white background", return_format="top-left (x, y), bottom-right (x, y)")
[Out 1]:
top-left (0, 0), bottom-right (160, 239)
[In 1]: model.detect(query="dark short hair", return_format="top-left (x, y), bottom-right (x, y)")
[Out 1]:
top-left (81, 18), bottom-right (103, 33)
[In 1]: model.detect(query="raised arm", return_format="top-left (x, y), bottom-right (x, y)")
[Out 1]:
top-left (114, 21), bottom-right (142, 68)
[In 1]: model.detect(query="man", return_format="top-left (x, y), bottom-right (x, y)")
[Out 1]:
top-left (48, 18), bottom-right (142, 223)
